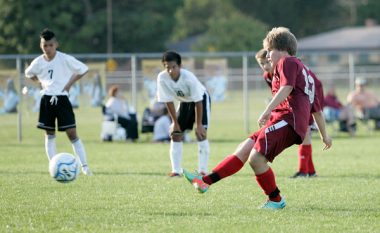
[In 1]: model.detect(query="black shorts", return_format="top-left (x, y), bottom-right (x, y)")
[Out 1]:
top-left (37, 95), bottom-right (76, 131)
top-left (177, 92), bottom-right (211, 131)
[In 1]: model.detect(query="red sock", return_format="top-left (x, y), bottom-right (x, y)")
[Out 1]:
top-left (255, 168), bottom-right (281, 202)
top-left (298, 144), bottom-right (311, 173)
top-left (203, 155), bottom-right (244, 185)
top-left (308, 146), bottom-right (315, 174)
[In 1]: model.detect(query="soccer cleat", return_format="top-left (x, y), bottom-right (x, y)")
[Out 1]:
top-left (260, 198), bottom-right (286, 210)
top-left (183, 169), bottom-right (209, 193)
top-left (81, 165), bottom-right (93, 176)
top-left (308, 172), bottom-right (318, 178)
top-left (168, 172), bottom-right (182, 177)
top-left (290, 172), bottom-right (308, 178)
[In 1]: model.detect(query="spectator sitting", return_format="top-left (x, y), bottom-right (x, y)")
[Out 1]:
top-left (323, 86), bottom-right (356, 135)
top-left (105, 85), bottom-right (138, 140)
top-left (141, 101), bottom-right (166, 133)
top-left (153, 107), bottom-right (171, 142)
top-left (347, 78), bottom-right (380, 130)
top-left (0, 78), bottom-right (20, 114)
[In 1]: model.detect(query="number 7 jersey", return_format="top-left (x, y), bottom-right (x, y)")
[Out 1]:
top-left (25, 51), bottom-right (88, 96)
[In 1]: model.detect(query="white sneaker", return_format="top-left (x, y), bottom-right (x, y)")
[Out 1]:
top-left (82, 165), bottom-right (93, 176)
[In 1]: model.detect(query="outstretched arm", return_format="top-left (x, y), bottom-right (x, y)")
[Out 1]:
top-left (195, 101), bottom-right (206, 141)
top-left (165, 102), bottom-right (181, 134)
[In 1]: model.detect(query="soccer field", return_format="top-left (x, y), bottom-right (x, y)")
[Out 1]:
top-left (1, 92), bottom-right (379, 233)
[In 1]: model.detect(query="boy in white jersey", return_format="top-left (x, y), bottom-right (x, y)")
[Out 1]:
top-left (157, 51), bottom-right (211, 177)
top-left (24, 28), bottom-right (92, 175)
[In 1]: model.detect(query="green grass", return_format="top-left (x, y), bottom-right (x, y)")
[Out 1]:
top-left (1, 91), bottom-right (380, 233)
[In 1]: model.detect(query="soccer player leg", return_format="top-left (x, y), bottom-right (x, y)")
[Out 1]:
top-left (197, 139), bottom-right (209, 175)
top-left (293, 126), bottom-right (312, 178)
top-left (201, 138), bottom-right (252, 185)
top-left (45, 131), bottom-right (57, 160)
top-left (169, 130), bottom-right (183, 176)
top-left (66, 128), bottom-right (92, 176)
top-left (249, 151), bottom-right (285, 209)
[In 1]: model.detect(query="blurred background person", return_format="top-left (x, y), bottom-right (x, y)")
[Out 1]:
top-left (347, 78), bottom-right (380, 130)
top-left (153, 107), bottom-right (171, 142)
top-left (324, 85), bottom-right (356, 135)
top-left (105, 85), bottom-right (138, 141)
top-left (0, 78), bottom-right (20, 114)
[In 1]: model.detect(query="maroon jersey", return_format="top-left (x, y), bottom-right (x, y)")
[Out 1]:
top-left (308, 68), bottom-right (324, 125)
top-left (270, 56), bottom-right (316, 141)
top-left (263, 71), bottom-right (273, 89)
top-left (309, 69), bottom-right (324, 113)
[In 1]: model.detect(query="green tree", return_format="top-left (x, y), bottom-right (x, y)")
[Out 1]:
top-left (231, 0), bottom-right (347, 37)
top-left (356, 0), bottom-right (380, 25)
top-left (194, 12), bottom-right (268, 52)
top-left (171, 0), bottom-right (268, 52)
top-left (0, 0), bottom-right (183, 54)
top-left (0, 0), bottom-right (88, 53)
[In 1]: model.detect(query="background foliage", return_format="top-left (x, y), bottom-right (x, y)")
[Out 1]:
top-left (0, 0), bottom-right (378, 53)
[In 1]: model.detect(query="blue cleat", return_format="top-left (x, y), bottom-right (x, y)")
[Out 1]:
top-left (260, 198), bottom-right (286, 210)
top-left (183, 169), bottom-right (209, 193)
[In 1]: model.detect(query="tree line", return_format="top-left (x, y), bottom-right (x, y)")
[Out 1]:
top-left (0, 0), bottom-right (378, 54)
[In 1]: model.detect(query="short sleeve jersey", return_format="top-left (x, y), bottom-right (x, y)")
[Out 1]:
top-left (309, 69), bottom-right (324, 113)
top-left (157, 68), bottom-right (206, 103)
top-left (271, 56), bottom-right (316, 141)
top-left (263, 71), bottom-right (273, 89)
top-left (25, 51), bottom-right (88, 96)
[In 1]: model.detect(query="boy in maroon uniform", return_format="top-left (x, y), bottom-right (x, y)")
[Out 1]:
top-left (256, 49), bottom-right (325, 178)
top-left (184, 27), bottom-right (332, 209)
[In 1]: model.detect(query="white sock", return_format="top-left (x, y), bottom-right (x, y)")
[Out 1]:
top-left (71, 138), bottom-right (88, 167)
top-left (45, 134), bottom-right (56, 160)
top-left (198, 139), bottom-right (210, 173)
top-left (170, 141), bottom-right (183, 174)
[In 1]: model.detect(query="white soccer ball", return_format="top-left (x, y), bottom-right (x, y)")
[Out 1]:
top-left (49, 153), bottom-right (80, 183)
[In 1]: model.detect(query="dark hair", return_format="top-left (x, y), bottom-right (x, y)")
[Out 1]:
top-left (161, 51), bottom-right (181, 66)
top-left (40, 28), bottom-right (56, 41)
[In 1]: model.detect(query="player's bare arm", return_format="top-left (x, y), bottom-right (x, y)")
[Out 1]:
top-left (62, 71), bottom-right (88, 93)
top-left (258, 85), bottom-right (293, 127)
top-left (312, 111), bottom-right (332, 150)
top-left (165, 102), bottom-right (182, 139)
top-left (195, 101), bottom-right (206, 141)
top-left (30, 76), bottom-right (39, 82)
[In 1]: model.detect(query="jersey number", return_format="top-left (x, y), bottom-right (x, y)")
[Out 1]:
top-left (48, 69), bottom-right (53, 79)
top-left (302, 68), bottom-right (315, 104)
top-left (176, 90), bottom-right (185, 97)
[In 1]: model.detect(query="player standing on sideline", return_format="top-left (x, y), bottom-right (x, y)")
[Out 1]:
top-left (157, 51), bottom-right (211, 177)
top-left (184, 27), bottom-right (332, 209)
top-left (255, 49), bottom-right (324, 178)
top-left (25, 28), bottom-right (92, 175)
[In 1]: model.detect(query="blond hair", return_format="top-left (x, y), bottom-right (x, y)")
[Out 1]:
top-left (263, 27), bottom-right (297, 56)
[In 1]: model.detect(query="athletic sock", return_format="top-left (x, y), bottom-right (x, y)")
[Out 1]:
top-left (198, 139), bottom-right (210, 174)
top-left (298, 144), bottom-right (311, 173)
top-left (45, 134), bottom-right (56, 160)
top-left (203, 155), bottom-right (244, 185)
top-left (307, 145), bottom-right (315, 174)
top-left (170, 141), bottom-right (183, 174)
top-left (71, 138), bottom-right (88, 167)
top-left (255, 167), bottom-right (281, 202)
